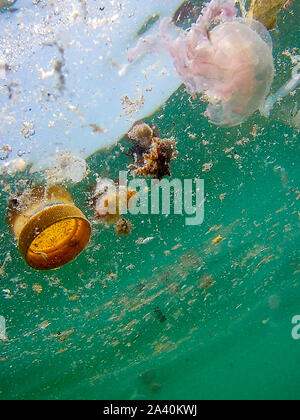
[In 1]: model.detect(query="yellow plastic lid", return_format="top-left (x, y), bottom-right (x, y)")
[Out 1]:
top-left (8, 186), bottom-right (91, 270)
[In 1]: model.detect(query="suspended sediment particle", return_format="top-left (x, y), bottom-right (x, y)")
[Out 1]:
top-left (21, 121), bottom-right (35, 138)
top-left (90, 124), bottom-right (105, 134)
top-left (154, 307), bottom-right (167, 323)
top-left (0, 145), bottom-right (12, 161)
top-left (32, 283), bottom-right (43, 294)
top-left (198, 274), bottom-right (215, 290)
top-left (127, 122), bottom-right (178, 180)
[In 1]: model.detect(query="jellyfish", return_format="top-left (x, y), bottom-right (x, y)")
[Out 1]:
top-left (128, 0), bottom-right (275, 127)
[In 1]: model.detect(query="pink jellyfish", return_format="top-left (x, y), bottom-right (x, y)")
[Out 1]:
top-left (128, 0), bottom-right (275, 127)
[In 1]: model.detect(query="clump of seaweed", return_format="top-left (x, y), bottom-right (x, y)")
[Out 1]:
top-left (127, 121), bottom-right (178, 180)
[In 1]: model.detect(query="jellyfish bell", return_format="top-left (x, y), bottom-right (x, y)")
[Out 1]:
top-left (128, 0), bottom-right (275, 127)
top-left (201, 18), bottom-right (275, 126)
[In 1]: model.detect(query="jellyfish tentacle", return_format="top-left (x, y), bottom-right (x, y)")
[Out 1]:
top-left (196, 0), bottom-right (237, 29)
top-left (260, 56), bottom-right (300, 117)
top-left (128, 0), bottom-right (237, 62)
top-left (128, 33), bottom-right (166, 63)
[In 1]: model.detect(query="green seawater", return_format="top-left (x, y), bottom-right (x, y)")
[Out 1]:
top-left (0, 4), bottom-right (299, 401)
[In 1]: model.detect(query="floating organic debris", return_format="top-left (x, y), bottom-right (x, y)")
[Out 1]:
top-left (128, 121), bottom-right (154, 148)
top-left (136, 13), bottom-right (160, 37)
top-left (51, 327), bottom-right (75, 343)
top-left (154, 307), bottom-right (167, 323)
top-left (39, 42), bottom-right (66, 92)
top-left (198, 274), bottom-right (216, 290)
top-left (32, 283), bottom-right (43, 294)
top-left (115, 218), bottom-right (134, 237)
top-left (0, 145), bottom-right (12, 161)
top-left (247, 0), bottom-right (287, 30)
top-left (121, 90), bottom-right (145, 117)
top-left (0, 253), bottom-right (12, 277)
top-left (0, 0), bottom-right (17, 12)
top-left (127, 122), bottom-right (178, 180)
top-left (202, 162), bottom-right (213, 173)
top-left (0, 61), bottom-right (10, 78)
top-left (93, 179), bottom-right (137, 225)
top-left (90, 124), bottom-right (105, 134)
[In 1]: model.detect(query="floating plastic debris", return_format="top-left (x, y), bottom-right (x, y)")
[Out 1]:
top-left (293, 108), bottom-right (300, 129)
top-left (7, 185), bottom-right (91, 270)
top-left (0, 145), bottom-right (12, 161)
